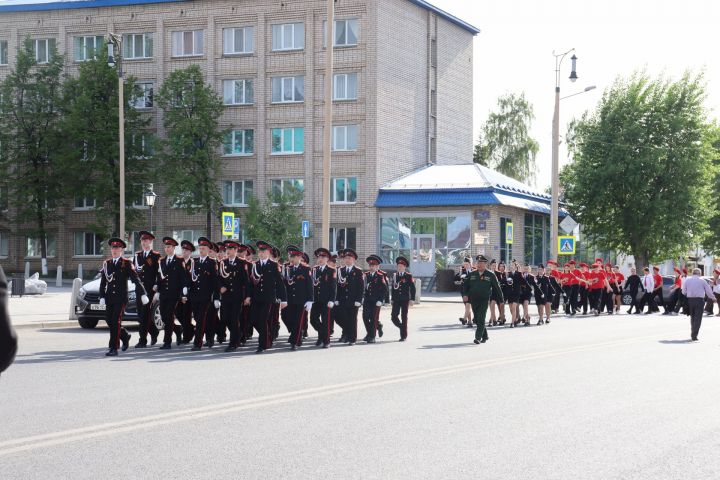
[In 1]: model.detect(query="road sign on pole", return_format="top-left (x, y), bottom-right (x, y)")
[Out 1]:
top-left (560, 215), bottom-right (578, 234)
top-left (221, 212), bottom-right (235, 237)
top-left (558, 236), bottom-right (576, 255)
top-left (302, 220), bottom-right (310, 238)
top-left (233, 218), bottom-right (240, 238)
top-left (506, 222), bottom-right (514, 245)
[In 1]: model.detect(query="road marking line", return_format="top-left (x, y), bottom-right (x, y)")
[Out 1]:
top-left (0, 331), bottom-right (677, 456)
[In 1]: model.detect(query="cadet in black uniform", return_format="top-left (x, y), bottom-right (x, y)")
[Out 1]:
top-left (219, 240), bottom-right (253, 352)
top-left (270, 246), bottom-right (283, 343)
top-left (249, 241), bottom-right (287, 353)
top-left (156, 237), bottom-right (187, 349)
top-left (99, 238), bottom-right (149, 356)
top-left (390, 256), bottom-right (416, 341)
top-left (188, 237), bottom-right (220, 351)
top-left (176, 240), bottom-right (195, 344)
top-left (363, 255), bottom-right (389, 343)
top-left (282, 245), bottom-right (313, 350)
top-left (238, 244), bottom-right (255, 343)
top-left (134, 231), bottom-right (161, 348)
top-left (309, 248), bottom-right (337, 348)
top-left (335, 248), bottom-right (365, 345)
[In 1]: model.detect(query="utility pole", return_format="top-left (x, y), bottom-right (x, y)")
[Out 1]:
top-left (321, 0), bottom-right (334, 249)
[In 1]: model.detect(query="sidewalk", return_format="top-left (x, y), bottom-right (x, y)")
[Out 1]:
top-left (8, 289), bottom-right (78, 330)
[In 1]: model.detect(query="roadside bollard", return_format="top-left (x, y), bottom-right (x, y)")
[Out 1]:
top-left (69, 278), bottom-right (82, 321)
top-left (24, 262), bottom-right (30, 279)
top-left (415, 279), bottom-right (422, 304)
top-left (77, 263), bottom-right (83, 280)
top-left (56, 266), bottom-right (63, 287)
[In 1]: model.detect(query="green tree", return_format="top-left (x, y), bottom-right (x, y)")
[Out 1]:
top-left (701, 123), bottom-right (720, 254)
top-left (473, 92), bottom-right (539, 183)
top-left (244, 190), bottom-right (303, 250)
top-left (0, 38), bottom-right (64, 268)
top-left (155, 65), bottom-right (225, 236)
top-left (562, 72), bottom-right (713, 268)
top-left (59, 43), bottom-right (151, 236)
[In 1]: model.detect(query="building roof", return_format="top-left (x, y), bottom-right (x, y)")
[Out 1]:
top-left (0, 0), bottom-right (481, 34)
top-left (376, 163), bottom-right (565, 216)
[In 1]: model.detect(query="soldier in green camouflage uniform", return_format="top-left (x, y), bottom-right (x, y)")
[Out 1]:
top-left (462, 255), bottom-right (504, 344)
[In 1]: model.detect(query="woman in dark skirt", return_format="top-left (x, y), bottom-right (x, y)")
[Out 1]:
top-left (495, 261), bottom-right (509, 325)
top-left (454, 257), bottom-right (474, 327)
top-left (507, 261), bottom-right (525, 327)
top-left (535, 265), bottom-right (555, 324)
top-left (519, 264), bottom-right (535, 325)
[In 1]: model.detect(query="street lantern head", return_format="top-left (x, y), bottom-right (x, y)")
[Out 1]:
top-left (144, 190), bottom-right (157, 207)
top-left (569, 54), bottom-right (578, 82)
top-left (107, 42), bottom-right (116, 68)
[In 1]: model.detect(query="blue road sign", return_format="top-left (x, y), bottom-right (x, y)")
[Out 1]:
top-left (302, 220), bottom-right (310, 238)
top-left (233, 218), bottom-right (240, 238)
top-left (558, 236), bottom-right (576, 255)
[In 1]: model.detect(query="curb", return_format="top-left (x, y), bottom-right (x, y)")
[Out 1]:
top-left (14, 321), bottom-right (79, 330)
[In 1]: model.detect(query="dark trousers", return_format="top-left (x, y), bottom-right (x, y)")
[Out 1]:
top-left (362, 301), bottom-right (382, 340)
top-left (579, 287), bottom-right (588, 313)
top-left (175, 301), bottom-right (194, 342)
top-left (105, 302), bottom-right (129, 350)
top-left (562, 286), bottom-right (575, 314)
top-left (191, 300), bottom-right (213, 347)
top-left (270, 303), bottom-right (281, 341)
top-left (391, 300), bottom-right (409, 339)
top-left (570, 285), bottom-right (579, 313)
top-left (602, 289), bottom-right (614, 313)
top-left (222, 298), bottom-right (243, 348)
top-left (285, 304), bottom-right (307, 347)
top-left (136, 298), bottom-right (159, 343)
top-left (251, 301), bottom-right (274, 350)
top-left (588, 289), bottom-right (601, 312)
top-left (628, 290), bottom-right (641, 312)
top-left (160, 298), bottom-right (182, 345)
top-left (654, 289), bottom-right (664, 311)
top-left (688, 297), bottom-right (704, 339)
top-left (310, 303), bottom-right (333, 344)
top-left (640, 291), bottom-right (658, 312)
top-left (337, 304), bottom-right (359, 343)
top-left (241, 303), bottom-right (253, 341)
top-left (471, 300), bottom-right (489, 341)
top-left (552, 289), bottom-right (561, 312)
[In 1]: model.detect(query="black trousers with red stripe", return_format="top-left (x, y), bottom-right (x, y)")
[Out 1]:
top-left (136, 296), bottom-right (159, 343)
top-left (251, 301), bottom-right (275, 350)
top-left (241, 303), bottom-right (253, 341)
top-left (175, 301), bottom-right (194, 342)
top-left (160, 298), bottom-right (183, 345)
top-left (337, 304), bottom-right (359, 343)
top-left (362, 301), bottom-right (382, 340)
top-left (222, 298), bottom-right (244, 348)
top-left (310, 302), bottom-right (333, 344)
top-left (104, 302), bottom-right (129, 350)
top-left (391, 300), bottom-right (409, 339)
top-left (285, 304), bottom-right (307, 347)
top-left (191, 300), bottom-right (214, 347)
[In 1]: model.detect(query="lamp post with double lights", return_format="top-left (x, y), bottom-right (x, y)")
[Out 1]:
top-left (144, 186), bottom-right (157, 232)
top-left (106, 33), bottom-right (126, 240)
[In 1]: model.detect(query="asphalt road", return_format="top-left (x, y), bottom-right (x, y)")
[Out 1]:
top-left (2, 300), bottom-right (720, 480)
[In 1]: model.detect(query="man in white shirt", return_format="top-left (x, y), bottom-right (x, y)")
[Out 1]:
top-left (640, 267), bottom-right (656, 314)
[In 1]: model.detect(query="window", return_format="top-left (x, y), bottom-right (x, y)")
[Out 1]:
top-left (223, 27), bottom-right (253, 55)
top-left (223, 129), bottom-right (254, 156)
top-left (0, 232), bottom-right (8, 257)
top-left (223, 180), bottom-right (253, 206)
top-left (325, 19), bottom-right (359, 47)
top-left (0, 41), bottom-right (7, 65)
top-left (74, 232), bottom-right (103, 256)
top-left (74, 35), bottom-right (105, 62)
top-left (130, 133), bottom-right (155, 158)
top-left (430, 38), bottom-right (437, 67)
top-left (28, 191), bottom-right (55, 210)
top-left (171, 230), bottom-right (204, 254)
top-left (271, 128), bottom-right (304, 154)
top-left (524, 213), bottom-right (549, 266)
top-left (271, 23), bottom-right (304, 51)
top-left (74, 195), bottom-right (96, 210)
top-left (329, 227), bottom-right (356, 253)
top-left (430, 89), bottom-right (437, 116)
top-left (130, 189), bottom-right (149, 208)
top-left (380, 215), bottom-right (470, 267)
top-left (332, 125), bottom-right (358, 151)
top-left (333, 73), bottom-right (358, 100)
top-left (31, 39), bottom-right (56, 64)
top-left (122, 33), bottom-right (153, 59)
top-left (331, 177), bottom-right (357, 203)
top-left (271, 76), bottom-right (304, 103)
top-left (130, 82), bottom-right (154, 109)
top-left (171, 30), bottom-right (204, 57)
top-left (26, 234), bottom-right (56, 257)
top-left (270, 178), bottom-right (304, 204)
top-left (222, 79), bottom-right (253, 105)
top-left (499, 217), bottom-right (512, 265)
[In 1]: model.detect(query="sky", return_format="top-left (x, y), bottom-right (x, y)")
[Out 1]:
top-left (431, 0), bottom-right (720, 190)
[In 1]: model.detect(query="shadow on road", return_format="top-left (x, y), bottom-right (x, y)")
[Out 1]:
top-left (658, 339), bottom-right (693, 345)
top-left (418, 342), bottom-right (474, 349)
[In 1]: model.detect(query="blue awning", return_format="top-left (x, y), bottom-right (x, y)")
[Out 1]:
top-left (375, 189), bottom-right (498, 208)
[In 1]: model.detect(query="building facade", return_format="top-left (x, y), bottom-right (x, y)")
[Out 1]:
top-left (0, 0), bottom-right (478, 274)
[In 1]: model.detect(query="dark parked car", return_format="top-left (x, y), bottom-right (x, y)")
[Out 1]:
top-left (620, 275), bottom-right (713, 306)
top-left (74, 274), bottom-right (161, 330)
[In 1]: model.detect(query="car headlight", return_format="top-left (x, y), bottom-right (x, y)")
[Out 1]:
top-left (78, 288), bottom-right (86, 300)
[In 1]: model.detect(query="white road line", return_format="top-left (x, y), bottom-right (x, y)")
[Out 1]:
top-left (0, 331), bottom-right (677, 457)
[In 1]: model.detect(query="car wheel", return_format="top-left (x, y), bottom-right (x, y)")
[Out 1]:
top-left (78, 317), bottom-right (98, 329)
top-left (621, 293), bottom-right (633, 306)
top-left (153, 305), bottom-right (163, 331)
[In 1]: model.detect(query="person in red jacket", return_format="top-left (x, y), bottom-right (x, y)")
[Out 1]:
top-left (652, 266), bottom-right (664, 313)
top-left (612, 265), bottom-right (625, 313)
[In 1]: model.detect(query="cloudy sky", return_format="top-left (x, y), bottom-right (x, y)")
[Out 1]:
top-left (431, 0), bottom-right (720, 189)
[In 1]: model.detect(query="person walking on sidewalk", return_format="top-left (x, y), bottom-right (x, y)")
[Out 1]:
top-left (682, 268), bottom-right (716, 342)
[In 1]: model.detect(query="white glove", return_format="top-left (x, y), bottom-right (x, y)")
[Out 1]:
top-left (304, 301), bottom-right (313, 312)
top-left (354, 301), bottom-right (361, 307)
top-left (376, 301), bottom-right (382, 307)
top-left (141, 295), bottom-right (150, 305)
top-left (182, 287), bottom-right (188, 296)
top-left (461, 274), bottom-right (467, 279)
top-left (334, 301), bottom-right (340, 307)
top-left (214, 300), bottom-right (221, 309)
top-left (153, 292), bottom-right (160, 303)
top-left (152, 285), bottom-right (158, 292)
top-left (280, 301), bottom-right (288, 308)
top-left (327, 301), bottom-right (334, 308)
top-left (99, 298), bottom-right (106, 306)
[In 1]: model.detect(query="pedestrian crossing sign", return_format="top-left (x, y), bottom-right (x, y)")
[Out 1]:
top-left (558, 236), bottom-right (576, 255)
top-left (222, 212), bottom-right (235, 237)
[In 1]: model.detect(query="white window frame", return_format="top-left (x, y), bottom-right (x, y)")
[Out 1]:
top-left (171, 30), bottom-right (204, 57)
top-left (171, 230), bottom-right (204, 255)
top-left (32, 38), bottom-right (56, 64)
top-left (0, 231), bottom-right (9, 258)
top-left (271, 76), bottom-right (304, 103)
top-left (74, 232), bottom-right (104, 257)
top-left (333, 73), bottom-right (358, 101)
top-left (223, 129), bottom-right (254, 156)
top-left (223, 27), bottom-right (254, 55)
top-left (271, 127), bottom-right (304, 155)
top-left (0, 40), bottom-right (8, 66)
top-left (324, 19), bottom-right (360, 47)
top-left (131, 133), bottom-right (154, 159)
top-left (330, 177), bottom-right (357, 204)
top-left (122, 33), bottom-right (154, 60)
top-left (223, 180), bottom-right (253, 207)
top-left (270, 178), bottom-right (304, 205)
top-left (131, 82), bottom-right (154, 109)
top-left (271, 23), bottom-right (304, 51)
top-left (329, 227), bottom-right (357, 254)
top-left (131, 188), bottom-right (149, 209)
top-left (74, 35), bottom-right (105, 62)
top-left (26, 234), bottom-right (56, 258)
top-left (73, 195), bottom-right (96, 210)
top-left (332, 125), bottom-right (358, 152)
top-left (222, 79), bottom-right (254, 105)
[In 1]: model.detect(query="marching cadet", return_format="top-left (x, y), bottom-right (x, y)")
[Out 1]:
top-left (309, 247), bottom-right (337, 348)
top-left (390, 256), bottom-right (416, 341)
top-left (335, 248), bottom-right (365, 345)
top-left (249, 241), bottom-right (287, 354)
top-left (156, 237), bottom-right (187, 349)
top-left (282, 245), bottom-right (313, 350)
top-left (535, 265), bottom-right (555, 325)
top-left (270, 246), bottom-right (283, 343)
top-left (455, 257), bottom-right (474, 326)
top-left (547, 260), bottom-right (562, 313)
top-left (133, 231), bottom-right (161, 348)
top-left (239, 244), bottom-right (256, 342)
top-left (219, 240), bottom-right (252, 352)
top-left (301, 251), bottom-right (311, 339)
top-left (362, 255), bottom-right (389, 343)
top-left (99, 238), bottom-right (149, 356)
top-left (207, 242), bottom-right (222, 342)
top-left (213, 241), bottom-right (228, 343)
top-left (462, 255), bottom-right (504, 345)
top-left (188, 237), bottom-right (220, 351)
top-left (176, 240), bottom-right (195, 343)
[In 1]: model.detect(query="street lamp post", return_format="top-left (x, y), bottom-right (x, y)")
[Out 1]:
top-left (107, 34), bottom-right (125, 240)
top-left (144, 186), bottom-right (157, 232)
